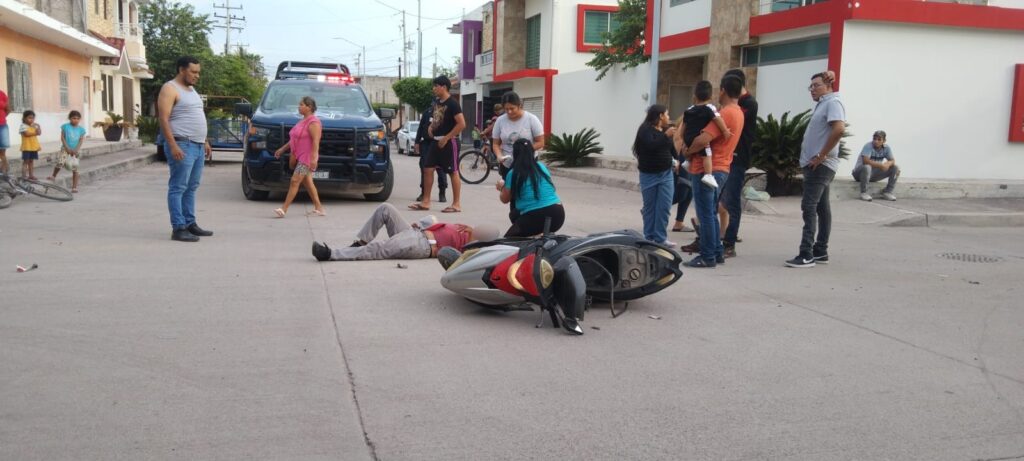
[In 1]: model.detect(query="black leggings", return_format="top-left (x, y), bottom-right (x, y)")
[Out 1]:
top-left (505, 204), bottom-right (565, 237)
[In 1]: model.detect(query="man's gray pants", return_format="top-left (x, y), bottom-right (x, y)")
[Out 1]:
top-left (852, 164), bottom-right (899, 193)
top-left (330, 203), bottom-right (433, 260)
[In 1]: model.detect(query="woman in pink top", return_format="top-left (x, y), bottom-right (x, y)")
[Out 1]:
top-left (273, 96), bottom-right (325, 217)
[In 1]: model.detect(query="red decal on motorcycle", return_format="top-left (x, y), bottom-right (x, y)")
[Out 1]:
top-left (489, 254), bottom-right (521, 295)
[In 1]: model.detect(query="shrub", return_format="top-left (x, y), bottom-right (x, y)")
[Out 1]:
top-left (541, 128), bottom-right (604, 167)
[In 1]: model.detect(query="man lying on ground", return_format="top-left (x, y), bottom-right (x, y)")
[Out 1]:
top-left (312, 203), bottom-right (500, 261)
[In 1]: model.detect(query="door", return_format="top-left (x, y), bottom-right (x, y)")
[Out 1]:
top-left (82, 76), bottom-right (91, 132)
top-left (122, 77), bottom-right (134, 123)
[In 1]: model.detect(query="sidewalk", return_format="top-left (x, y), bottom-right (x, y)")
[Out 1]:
top-left (547, 156), bottom-right (1024, 228)
top-left (3, 138), bottom-right (157, 191)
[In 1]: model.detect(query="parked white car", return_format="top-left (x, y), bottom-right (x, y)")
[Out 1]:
top-left (395, 121), bottom-right (419, 155)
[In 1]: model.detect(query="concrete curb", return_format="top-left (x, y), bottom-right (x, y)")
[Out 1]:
top-left (58, 149), bottom-right (160, 190)
top-left (884, 212), bottom-right (1024, 228)
top-left (547, 165), bottom-right (640, 192)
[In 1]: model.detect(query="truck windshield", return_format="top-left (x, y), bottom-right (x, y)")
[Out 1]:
top-left (260, 82), bottom-right (372, 116)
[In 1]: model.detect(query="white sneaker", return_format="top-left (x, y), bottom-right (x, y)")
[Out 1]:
top-left (881, 192), bottom-right (896, 201)
top-left (681, 160), bottom-right (690, 170)
top-left (662, 240), bottom-right (677, 247)
top-left (701, 174), bottom-right (718, 188)
top-left (860, 193), bottom-right (873, 201)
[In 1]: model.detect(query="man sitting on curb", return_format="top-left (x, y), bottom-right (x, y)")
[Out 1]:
top-left (853, 130), bottom-right (899, 201)
top-left (312, 203), bottom-right (499, 261)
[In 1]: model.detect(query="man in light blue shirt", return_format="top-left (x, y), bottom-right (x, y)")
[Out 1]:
top-left (787, 71), bottom-right (846, 268)
top-left (852, 130), bottom-right (899, 201)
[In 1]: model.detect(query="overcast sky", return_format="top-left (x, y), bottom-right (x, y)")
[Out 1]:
top-left (179, 0), bottom-right (486, 78)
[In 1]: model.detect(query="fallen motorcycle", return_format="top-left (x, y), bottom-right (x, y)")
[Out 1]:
top-left (438, 228), bottom-right (684, 335)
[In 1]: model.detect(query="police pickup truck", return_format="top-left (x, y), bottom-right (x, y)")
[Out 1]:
top-left (236, 61), bottom-right (394, 201)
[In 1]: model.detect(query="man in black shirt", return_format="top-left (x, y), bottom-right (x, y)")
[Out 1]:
top-left (414, 101), bottom-right (447, 202)
top-left (410, 75), bottom-right (465, 213)
top-left (720, 69), bottom-right (758, 258)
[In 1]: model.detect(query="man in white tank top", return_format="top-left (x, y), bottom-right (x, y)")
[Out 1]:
top-left (158, 56), bottom-right (213, 242)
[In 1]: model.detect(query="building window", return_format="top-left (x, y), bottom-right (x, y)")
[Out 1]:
top-left (5, 59), bottom-right (33, 112)
top-left (583, 10), bottom-right (620, 45)
top-left (769, 0), bottom-right (829, 13)
top-left (59, 71), bottom-right (70, 109)
top-left (101, 74), bottom-right (114, 111)
top-left (577, 5), bottom-right (620, 52)
top-left (670, 0), bottom-right (697, 6)
top-left (526, 14), bottom-right (541, 69)
top-left (103, 0), bottom-right (108, 19)
top-left (742, 36), bottom-right (829, 66)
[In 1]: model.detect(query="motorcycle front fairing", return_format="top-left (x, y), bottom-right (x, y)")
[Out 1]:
top-left (440, 244), bottom-right (525, 306)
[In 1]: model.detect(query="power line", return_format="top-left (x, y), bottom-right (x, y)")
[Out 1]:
top-left (212, 0), bottom-right (245, 55)
top-left (373, 0), bottom-right (462, 21)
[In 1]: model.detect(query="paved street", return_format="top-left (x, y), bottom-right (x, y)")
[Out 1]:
top-left (2, 152), bottom-right (1023, 460)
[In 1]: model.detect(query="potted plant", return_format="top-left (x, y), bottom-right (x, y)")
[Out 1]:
top-left (93, 111), bottom-right (128, 142)
top-left (752, 110), bottom-right (851, 196)
top-left (540, 128), bottom-right (604, 167)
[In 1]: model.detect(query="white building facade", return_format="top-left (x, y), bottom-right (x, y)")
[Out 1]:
top-left (456, 0), bottom-right (1024, 180)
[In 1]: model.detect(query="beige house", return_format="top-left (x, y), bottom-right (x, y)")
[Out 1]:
top-left (86, 0), bottom-right (152, 136)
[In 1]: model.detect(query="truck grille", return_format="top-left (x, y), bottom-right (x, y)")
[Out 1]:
top-left (266, 126), bottom-right (371, 157)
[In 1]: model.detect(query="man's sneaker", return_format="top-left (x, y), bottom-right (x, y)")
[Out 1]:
top-left (438, 190), bottom-right (447, 203)
top-left (723, 244), bottom-right (736, 259)
top-left (350, 240), bottom-right (366, 248)
top-left (312, 241), bottom-right (332, 261)
top-left (716, 254), bottom-right (725, 265)
top-left (859, 193), bottom-right (873, 202)
top-left (785, 255), bottom-right (816, 268)
top-left (683, 256), bottom-right (716, 268)
top-left (680, 239), bottom-right (700, 254)
top-left (701, 174), bottom-right (718, 189)
top-left (171, 227), bottom-right (199, 242)
top-left (812, 251), bottom-right (829, 264)
top-left (881, 192), bottom-right (896, 201)
top-left (661, 240), bottom-right (677, 248)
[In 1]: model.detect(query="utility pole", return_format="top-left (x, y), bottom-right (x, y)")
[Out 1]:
top-left (432, 47), bottom-right (438, 77)
top-left (401, 10), bottom-right (408, 79)
top-left (213, 0), bottom-right (245, 55)
top-left (417, 0), bottom-right (422, 77)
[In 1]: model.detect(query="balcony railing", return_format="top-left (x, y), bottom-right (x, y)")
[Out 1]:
top-left (114, 22), bottom-right (141, 39)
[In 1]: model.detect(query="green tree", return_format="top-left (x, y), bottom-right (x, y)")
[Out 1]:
top-left (139, 0), bottom-right (213, 114)
top-left (585, 0), bottom-right (649, 81)
top-left (392, 77), bottom-right (434, 112)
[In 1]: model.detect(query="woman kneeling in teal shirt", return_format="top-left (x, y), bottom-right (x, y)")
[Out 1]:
top-left (495, 139), bottom-right (565, 237)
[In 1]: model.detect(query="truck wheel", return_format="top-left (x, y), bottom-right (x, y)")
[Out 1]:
top-left (242, 163), bottom-right (270, 201)
top-left (364, 162), bottom-right (394, 202)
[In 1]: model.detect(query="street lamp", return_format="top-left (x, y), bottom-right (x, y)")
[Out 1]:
top-left (332, 37), bottom-right (365, 81)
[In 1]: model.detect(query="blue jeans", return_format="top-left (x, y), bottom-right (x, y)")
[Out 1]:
top-left (639, 169), bottom-right (674, 243)
top-left (721, 156), bottom-right (748, 245)
top-left (694, 171), bottom-right (728, 262)
top-left (166, 140), bottom-right (205, 229)
top-left (674, 169), bottom-right (692, 222)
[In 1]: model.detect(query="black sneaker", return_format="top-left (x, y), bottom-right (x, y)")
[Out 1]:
top-left (785, 255), bottom-right (816, 268)
top-left (312, 241), bottom-right (332, 261)
top-left (187, 223), bottom-right (213, 237)
top-left (680, 239), bottom-right (700, 254)
top-left (812, 251), bottom-right (829, 264)
top-left (171, 227), bottom-right (199, 242)
top-left (349, 240), bottom-right (366, 248)
top-left (438, 190), bottom-right (447, 203)
top-left (683, 256), bottom-right (716, 268)
top-left (716, 254), bottom-right (725, 265)
top-left (415, 193), bottom-right (423, 202)
top-left (723, 244), bottom-right (736, 259)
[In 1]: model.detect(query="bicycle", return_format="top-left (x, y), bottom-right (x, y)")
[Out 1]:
top-left (0, 172), bottom-right (74, 208)
top-left (458, 143), bottom-right (501, 185)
